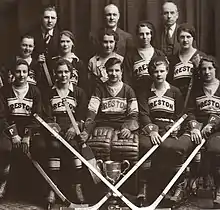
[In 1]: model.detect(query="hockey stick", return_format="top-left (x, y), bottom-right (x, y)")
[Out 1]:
top-left (56, 88), bottom-right (100, 184)
top-left (25, 152), bottom-right (88, 208)
top-left (61, 138), bottom-right (205, 210)
top-left (41, 62), bottom-right (53, 87)
top-left (62, 114), bottom-right (188, 210)
top-left (34, 113), bottom-right (187, 210)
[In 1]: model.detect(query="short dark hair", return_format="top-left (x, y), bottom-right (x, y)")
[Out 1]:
top-left (20, 34), bottom-right (34, 44)
top-left (41, 5), bottom-right (57, 15)
top-left (148, 56), bottom-right (169, 75)
top-left (198, 55), bottom-right (218, 75)
top-left (11, 59), bottom-right (30, 74)
top-left (98, 28), bottom-right (119, 52)
top-left (60, 30), bottom-right (75, 44)
top-left (136, 20), bottom-right (156, 45)
top-left (177, 23), bottom-right (196, 41)
top-left (105, 57), bottom-right (122, 70)
top-left (54, 58), bottom-right (73, 73)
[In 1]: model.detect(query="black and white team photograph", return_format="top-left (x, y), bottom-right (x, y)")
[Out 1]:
top-left (0, 0), bottom-right (219, 209)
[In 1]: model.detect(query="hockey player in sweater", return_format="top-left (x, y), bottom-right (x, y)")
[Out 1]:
top-left (81, 57), bottom-right (139, 202)
top-left (123, 20), bottom-right (164, 93)
top-left (137, 56), bottom-right (193, 206)
top-left (187, 55), bottom-right (220, 205)
top-left (81, 56), bottom-right (139, 203)
top-left (45, 58), bottom-right (88, 208)
top-left (167, 23), bottom-right (206, 101)
top-left (0, 59), bottom-right (46, 201)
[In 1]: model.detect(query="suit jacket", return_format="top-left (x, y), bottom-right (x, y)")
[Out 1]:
top-left (28, 25), bottom-right (60, 61)
top-left (89, 27), bottom-right (134, 58)
top-left (159, 24), bottom-right (180, 56)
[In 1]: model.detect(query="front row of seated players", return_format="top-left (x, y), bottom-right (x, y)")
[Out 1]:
top-left (1, 54), bottom-right (220, 208)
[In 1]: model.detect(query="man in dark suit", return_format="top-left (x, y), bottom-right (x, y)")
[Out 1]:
top-left (89, 3), bottom-right (133, 58)
top-left (29, 5), bottom-right (59, 69)
top-left (159, 1), bottom-right (180, 56)
top-left (28, 5), bottom-right (60, 109)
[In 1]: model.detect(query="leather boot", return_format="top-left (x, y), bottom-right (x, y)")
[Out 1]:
top-left (46, 190), bottom-right (56, 210)
top-left (0, 180), bottom-right (7, 201)
top-left (75, 183), bottom-right (85, 203)
top-left (214, 186), bottom-right (220, 204)
top-left (137, 182), bottom-right (147, 207)
top-left (170, 181), bottom-right (186, 204)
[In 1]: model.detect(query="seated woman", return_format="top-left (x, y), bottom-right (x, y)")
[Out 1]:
top-left (0, 59), bottom-right (46, 201)
top-left (123, 20), bottom-right (164, 93)
top-left (52, 30), bottom-right (88, 95)
top-left (137, 56), bottom-right (193, 206)
top-left (88, 29), bottom-right (124, 96)
top-left (45, 58), bottom-right (88, 208)
top-left (1, 34), bottom-right (39, 87)
top-left (82, 57), bottom-right (139, 161)
top-left (187, 55), bottom-right (220, 205)
top-left (167, 23), bottom-right (206, 101)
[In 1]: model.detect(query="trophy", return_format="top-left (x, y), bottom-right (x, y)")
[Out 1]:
top-left (97, 160), bottom-right (130, 185)
top-left (97, 160), bottom-right (130, 209)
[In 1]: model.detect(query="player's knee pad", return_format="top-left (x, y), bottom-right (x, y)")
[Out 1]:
top-left (0, 134), bottom-right (12, 153)
top-left (48, 157), bottom-right (60, 172)
top-left (111, 132), bottom-right (139, 161)
top-left (207, 135), bottom-right (220, 153)
top-left (87, 127), bottom-right (115, 160)
top-left (48, 138), bottom-right (61, 157)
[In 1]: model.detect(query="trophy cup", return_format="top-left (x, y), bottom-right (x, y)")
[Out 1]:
top-left (97, 160), bottom-right (130, 209)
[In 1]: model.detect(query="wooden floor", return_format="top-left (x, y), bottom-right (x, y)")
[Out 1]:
top-left (0, 196), bottom-right (218, 210)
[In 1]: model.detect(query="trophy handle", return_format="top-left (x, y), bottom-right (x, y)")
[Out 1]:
top-left (96, 159), bottom-right (104, 173)
top-left (121, 160), bottom-right (130, 176)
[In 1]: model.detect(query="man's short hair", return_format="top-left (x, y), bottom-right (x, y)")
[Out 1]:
top-left (104, 3), bottom-right (120, 14)
top-left (105, 57), bottom-right (122, 70)
top-left (162, 0), bottom-right (179, 11)
top-left (41, 4), bottom-right (57, 15)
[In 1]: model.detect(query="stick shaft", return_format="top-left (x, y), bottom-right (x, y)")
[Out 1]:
top-left (26, 153), bottom-right (71, 206)
top-left (151, 138), bottom-right (206, 209)
top-left (34, 113), bottom-right (187, 210)
top-left (42, 62), bottom-right (53, 87)
top-left (56, 88), bottom-right (80, 135)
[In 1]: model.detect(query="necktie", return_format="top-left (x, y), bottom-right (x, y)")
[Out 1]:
top-left (44, 33), bottom-right (51, 44)
top-left (166, 27), bottom-right (172, 44)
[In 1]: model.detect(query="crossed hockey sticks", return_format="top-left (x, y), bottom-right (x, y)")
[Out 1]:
top-left (25, 152), bottom-right (89, 208)
top-left (34, 113), bottom-right (188, 209)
